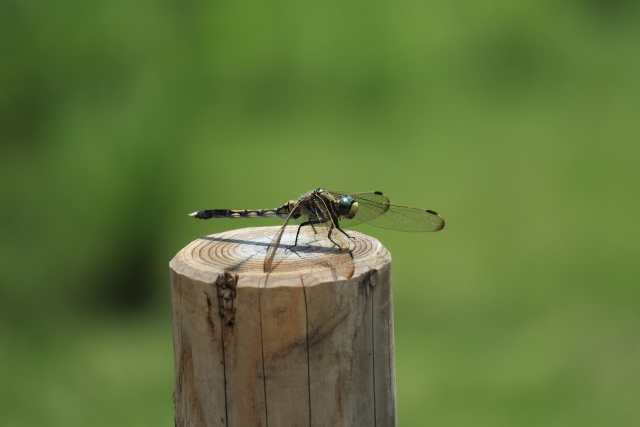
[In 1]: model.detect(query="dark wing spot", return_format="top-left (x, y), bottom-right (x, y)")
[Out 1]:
top-left (426, 209), bottom-right (438, 215)
top-left (374, 191), bottom-right (383, 195)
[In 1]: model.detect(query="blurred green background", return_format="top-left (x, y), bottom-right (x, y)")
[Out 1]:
top-left (2, 0), bottom-right (640, 425)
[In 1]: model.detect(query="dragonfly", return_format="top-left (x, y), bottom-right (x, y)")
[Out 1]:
top-left (189, 188), bottom-right (445, 272)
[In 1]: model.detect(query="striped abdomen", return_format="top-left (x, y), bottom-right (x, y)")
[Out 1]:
top-left (189, 208), bottom-right (283, 220)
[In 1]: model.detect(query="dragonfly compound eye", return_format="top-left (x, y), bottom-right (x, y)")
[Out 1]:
top-left (338, 196), bottom-right (358, 219)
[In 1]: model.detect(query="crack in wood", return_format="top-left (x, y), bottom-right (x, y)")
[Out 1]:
top-left (215, 271), bottom-right (238, 327)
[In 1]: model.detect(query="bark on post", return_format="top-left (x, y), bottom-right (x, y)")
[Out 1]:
top-left (170, 226), bottom-right (396, 426)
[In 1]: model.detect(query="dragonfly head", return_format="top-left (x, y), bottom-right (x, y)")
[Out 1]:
top-left (338, 196), bottom-right (358, 219)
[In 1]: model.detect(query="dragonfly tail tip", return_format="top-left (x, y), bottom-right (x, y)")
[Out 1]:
top-left (188, 212), bottom-right (198, 218)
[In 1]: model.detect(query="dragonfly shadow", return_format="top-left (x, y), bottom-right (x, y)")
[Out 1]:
top-left (200, 234), bottom-right (355, 277)
top-left (201, 235), bottom-right (271, 248)
top-left (199, 235), bottom-right (353, 254)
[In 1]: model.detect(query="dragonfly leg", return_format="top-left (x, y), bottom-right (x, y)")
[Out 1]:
top-left (336, 225), bottom-right (355, 241)
top-left (325, 224), bottom-right (355, 252)
top-left (326, 224), bottom-right (342, 249)
top-left (284, 246), bottom-right (301, 258)
top-left (294, 220), bottom-right (322, 246)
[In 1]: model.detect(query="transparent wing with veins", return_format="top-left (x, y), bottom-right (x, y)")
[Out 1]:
top-left (263, 200), bottom-right (301, 272)
top-left (328, 190), bottom-right (445, 232)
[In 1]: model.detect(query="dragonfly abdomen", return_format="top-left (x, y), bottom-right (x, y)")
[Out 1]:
top-left (189, 209), bottom-right (282, 220)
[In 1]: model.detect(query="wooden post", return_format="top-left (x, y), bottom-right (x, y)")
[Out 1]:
top-left (170, 226), bottom-right (396, 427)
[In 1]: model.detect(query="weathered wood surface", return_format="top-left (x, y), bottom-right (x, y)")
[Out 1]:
top-left (170, 226), bottom-right (396, 427)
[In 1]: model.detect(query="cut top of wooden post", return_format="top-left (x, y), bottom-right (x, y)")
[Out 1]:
top-left (171, 225), bottom-right (391, 285)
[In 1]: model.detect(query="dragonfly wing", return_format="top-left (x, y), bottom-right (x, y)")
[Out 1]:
top-left (359, 203), bottom-right (444, 232)
top-left (325, 191), bottom-right (390, 227)
top-left (263, 200), bottom-right (302, 272)
top-left (328, 190), bottom-right (444, 232)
